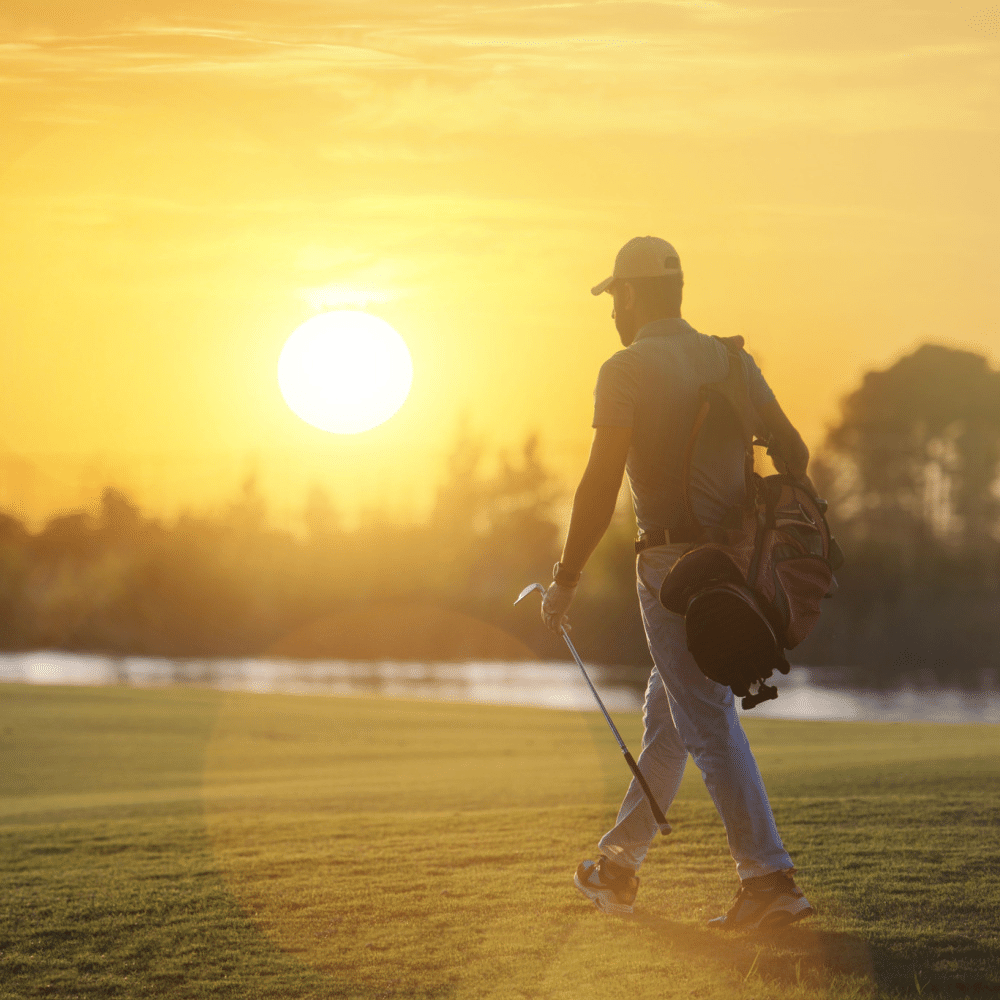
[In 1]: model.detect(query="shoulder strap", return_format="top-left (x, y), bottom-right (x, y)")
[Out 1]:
top-left (703, 336), bottom-right (766, 447)
top-left (680, 336), bottom-right (764, 534)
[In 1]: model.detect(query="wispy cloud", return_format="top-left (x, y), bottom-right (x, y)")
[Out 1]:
top-left (1, 31), bottom-right (412, 83)
top-left (3, 1), bottom-right (994, 141)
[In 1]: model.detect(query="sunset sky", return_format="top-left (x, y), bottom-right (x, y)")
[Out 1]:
top-left (2, 0), bottom-right (997, 528)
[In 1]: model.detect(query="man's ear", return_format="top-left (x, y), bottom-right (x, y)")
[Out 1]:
top-left (621, 281), bottom-right (636, 310)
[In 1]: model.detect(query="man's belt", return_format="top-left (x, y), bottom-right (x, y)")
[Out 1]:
top-left (635, 526), bottom-right (703, 554)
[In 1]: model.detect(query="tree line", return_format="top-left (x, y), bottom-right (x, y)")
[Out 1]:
top-left (801, 343), bottom-right (1000, 685)
top-left (2, 342), bottom-right (1000, 685)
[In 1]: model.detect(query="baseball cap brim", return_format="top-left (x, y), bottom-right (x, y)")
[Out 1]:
top-left (590, 276), bottom-right (615, 296)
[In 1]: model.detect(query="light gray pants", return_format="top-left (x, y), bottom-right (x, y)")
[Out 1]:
top-left (597, 544), bottom-right (793, 881)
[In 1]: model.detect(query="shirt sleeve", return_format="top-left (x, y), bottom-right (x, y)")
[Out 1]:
top-left (592, 351), bottom-right (638, 428)
top-left (741, 350), bottom-right (777, 410)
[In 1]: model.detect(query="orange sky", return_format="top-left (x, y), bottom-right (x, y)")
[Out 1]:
top-left (1, 1), bottom-right (998, 528)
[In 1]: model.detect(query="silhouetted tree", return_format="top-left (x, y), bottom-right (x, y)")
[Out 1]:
top-left (100, 487), bottom-right (143, 544)
top-left (825, 344), bottom-right (1000, 579)
top-left (427, 426), bottom-right (560, 601)
top-left (0, 512), bottom-right (31, 648)
top-left (798, 344), bottom-right (1000, 681)
top-left (303, 484), bottom-right (340, 543)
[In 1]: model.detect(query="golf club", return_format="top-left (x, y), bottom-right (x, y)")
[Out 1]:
top-left (515, 582), bottom-right (671, 836)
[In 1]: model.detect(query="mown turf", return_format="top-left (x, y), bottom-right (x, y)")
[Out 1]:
top-left (2, 683), bottom-right (1000, 999)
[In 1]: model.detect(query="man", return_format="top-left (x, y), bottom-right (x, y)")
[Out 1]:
top-left (542, 236), bottom-right (814, 930)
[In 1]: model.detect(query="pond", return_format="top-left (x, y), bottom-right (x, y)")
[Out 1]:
top-left (2, 651), bottom-right (998, 723)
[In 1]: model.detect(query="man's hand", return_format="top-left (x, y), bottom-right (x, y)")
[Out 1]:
top-left (759, 399), bottom-right (810, 481)
top-left (541, 582), bottom-right (576, 634)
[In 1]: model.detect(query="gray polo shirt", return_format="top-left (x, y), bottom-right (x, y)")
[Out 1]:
top-left (593, 317), bottom-right (775, 535)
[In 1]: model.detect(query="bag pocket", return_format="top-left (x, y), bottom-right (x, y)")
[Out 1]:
top-left (772, 555), bottom-right (833, 648)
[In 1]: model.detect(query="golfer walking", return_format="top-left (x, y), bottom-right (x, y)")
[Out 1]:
top-left (543, 237), bottom-right (814, 929)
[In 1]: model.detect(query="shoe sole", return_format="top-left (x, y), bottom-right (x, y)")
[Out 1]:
top-left (708, 896), bottom-right (816, 933)
top-left (709, 896), bottom-right (815, 932)
top-left (757, 903), bottom-right (814, 930)
top-left (573, 873), bottom-right (634, 916)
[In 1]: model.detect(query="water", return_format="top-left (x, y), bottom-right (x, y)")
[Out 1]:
top-left (748, 669), bottom-right (1000, 723)
top-left (1, 651), bottom-right (998, 723)
top-left (0, 652), bottom-right (642, 713)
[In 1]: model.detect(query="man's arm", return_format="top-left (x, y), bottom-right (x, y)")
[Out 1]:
top-left (758, 398), bottom-right (810, 481)
top-left (560, 425), bottom-right (633, 576)
top-left (540, 425), bottom-right (631, 633)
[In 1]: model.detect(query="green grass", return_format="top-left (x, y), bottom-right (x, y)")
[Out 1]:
top-left (2, 683), bottom-right (1000, 999)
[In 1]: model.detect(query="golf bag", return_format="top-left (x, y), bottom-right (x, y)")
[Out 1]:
top-left (658, 337), bottom-right (842, 709)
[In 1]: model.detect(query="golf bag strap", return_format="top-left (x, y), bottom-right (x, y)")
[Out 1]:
top-left (680, 399), bottom-right (711, 537)
top-left (679, 336), bottom-right (759, 535)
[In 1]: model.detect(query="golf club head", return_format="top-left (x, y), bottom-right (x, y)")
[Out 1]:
top-left (514, 582), bottom-right (546, 606)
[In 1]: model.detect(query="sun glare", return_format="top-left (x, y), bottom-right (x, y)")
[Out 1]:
top-left (278, 311), bottom-right (413, 434)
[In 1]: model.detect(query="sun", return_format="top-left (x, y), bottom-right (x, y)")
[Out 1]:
top-left (277, 311), bottom-right (413, 434)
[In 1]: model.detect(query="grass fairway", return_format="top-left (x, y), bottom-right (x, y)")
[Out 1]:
top-left (2, 684), bottom-right (1000, 999)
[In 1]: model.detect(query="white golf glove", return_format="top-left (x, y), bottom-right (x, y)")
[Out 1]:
top-left (541, 581), bottom-right (576, 634)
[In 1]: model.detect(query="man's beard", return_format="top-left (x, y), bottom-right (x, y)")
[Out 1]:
top-left (615, 311), bottom-right (638, 346)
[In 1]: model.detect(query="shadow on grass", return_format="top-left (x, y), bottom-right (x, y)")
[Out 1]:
top-left (858, 930), bottom-right (1000, 1000)
top-left (631, 910), bottom-right (1000, 999)
top-left (629, 911), bottom-right (872, 990)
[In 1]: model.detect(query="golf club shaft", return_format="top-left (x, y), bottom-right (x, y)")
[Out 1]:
top-left (560, 627), bottom-right (627, 751)
top-left (559, 627), bottom-right (671, 834)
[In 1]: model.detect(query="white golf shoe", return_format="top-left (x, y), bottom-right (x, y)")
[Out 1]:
top-left (574, 856), bottom-right (640, 916)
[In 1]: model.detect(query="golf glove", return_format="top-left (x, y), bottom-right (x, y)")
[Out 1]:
top-left (541, 581), bottom-right (576, 634)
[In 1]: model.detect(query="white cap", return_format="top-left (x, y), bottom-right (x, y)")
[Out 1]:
top-left (591, 236), bottom-right (683, 296)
